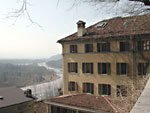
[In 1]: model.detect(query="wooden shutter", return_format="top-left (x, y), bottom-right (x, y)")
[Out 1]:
top-left (82, 63), bottom-right (85, 73)
top-left (117, 63), bottom-right (120, 75)
top-left (75, 63), bottom-right (78, 73)
top-left (97, 43), bottom-right (101, 52)
top-left (107, 42), bottom-right (110, 52)
top-left (68, 63), bottom-right (70, 72)
top-left (107, 63), bottom-right (111, 74)
top-left (91, 63), bottom-right (93, 74)
top-left (98, 63), bottom-right (101, 74)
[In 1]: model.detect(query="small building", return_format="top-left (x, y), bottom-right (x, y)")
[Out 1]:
top-left (45, 94), bottom-right (119, 113)
top-left (0, 87), bottom-right (34, 113)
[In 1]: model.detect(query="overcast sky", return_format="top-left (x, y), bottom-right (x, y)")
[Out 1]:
top-left (0, 0), bottom-right (124, 59)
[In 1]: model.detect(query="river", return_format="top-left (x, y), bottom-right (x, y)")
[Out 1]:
top-left (21, 62), bottom-right (63, 100)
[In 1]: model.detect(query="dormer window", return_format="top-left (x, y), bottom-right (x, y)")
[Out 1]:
top-left (96, 22), bottom-right (107, 28)
top-left (123, 19), bottom-right (136, 26)
top-left (0, 96), bottom-right (3, 100)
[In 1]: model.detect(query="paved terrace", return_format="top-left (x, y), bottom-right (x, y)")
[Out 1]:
top-left (130, 77), bottom-right (150, 113)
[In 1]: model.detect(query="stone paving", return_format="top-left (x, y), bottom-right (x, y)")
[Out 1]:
top-left (130, 78), bottom-right (150, 113)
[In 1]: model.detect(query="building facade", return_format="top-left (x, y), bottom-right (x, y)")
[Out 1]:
top-left (58, 14), bottom-right (150, 97)
top-left (0, 87), bottom-right (34, 113)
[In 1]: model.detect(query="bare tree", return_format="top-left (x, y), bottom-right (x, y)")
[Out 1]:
top-left (6, 0), bottom-right (150, 25)
top-left (70, 0), bottom-right (150, 16)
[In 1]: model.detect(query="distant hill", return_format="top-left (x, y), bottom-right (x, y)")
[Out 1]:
top-left (0, 59), bottom-right (46, 65)
top-left (0, 63), bottom-right (59, 88)
top-left (48, 54), bottom-right (62, 61)
top-left (46, 59), bottom-right (62, 69)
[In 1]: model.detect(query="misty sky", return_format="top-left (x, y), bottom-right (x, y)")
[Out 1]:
top-left (0, 0), bottom-right (131, 59)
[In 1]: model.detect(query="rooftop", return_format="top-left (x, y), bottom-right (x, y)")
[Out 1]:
top-left (0, 87), bottom-right (33, 108)
top-left (58, 14), bottom-right (150, 43)
top-left (45, 94), bottom-right (119, 113)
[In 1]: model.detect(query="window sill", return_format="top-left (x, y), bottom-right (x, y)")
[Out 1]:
top-left (118, 74), bottom-right (127, 76)
top-left (99, 74), bottom-right (109, 75)
top-left (68, 91), bottom-right (77, 92)
top-left (99, 94), bottom-right (110, 96)
top-left (70, 52), bottom-right (78, 54)
top-left (68, 72), bottom-right (78, 74)
top-left (83, 73), bottom-right (93, 75)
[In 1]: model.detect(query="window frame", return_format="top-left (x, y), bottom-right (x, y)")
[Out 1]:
top-left (68, 63), bottom-right (78, 73)
top-left (82, 63), bottom-right (93, 74)
top-left (98, 84), bottom-right (111, 95)
top-left (116, 63), bottom-right (127, 75)
top-left (70, 45), bottom-right (78, 53)
top-left (83, 82), bottom-right (94, 94)
top-left (138, 63), bottom-right (149, 75)
top-left (85, 44), bottom-right (93, 53)
top-left (120, 41), bottom-right (129, 52)
top-left (137, 40), bottom-right (150, 51)
top-left (98, 63), bottom-right (111, 75)
top-left (97, 42), bottom-right (110, 53)
top-left (68, 81), bottom-right (77, 92)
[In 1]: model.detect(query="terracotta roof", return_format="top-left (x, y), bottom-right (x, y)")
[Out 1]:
top-left (58, 14), bottom-right (150, 43)
top-left (0, 87), bottom-right (33, 108)
top-left (45, 94), bottom-right (119, 113)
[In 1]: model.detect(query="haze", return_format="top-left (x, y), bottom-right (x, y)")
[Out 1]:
top-left (0, 0), bottom-right (118, 59)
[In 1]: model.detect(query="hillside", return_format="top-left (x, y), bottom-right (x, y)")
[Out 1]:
top-left (46, 59), bottom-right (62, 69)
top-left (0, 63), bottom-right (59, 87)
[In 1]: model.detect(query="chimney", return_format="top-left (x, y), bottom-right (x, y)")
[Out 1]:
top-left (25, 89), bottom-right (32, 97)
top-left (77, 20), bottom-right (86, 37)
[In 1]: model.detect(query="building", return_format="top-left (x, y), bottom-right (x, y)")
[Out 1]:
top-left (57, 14), bottom-right (150, 97)
top-left (45, 14), bottom-right (150, 113)
top-left (45, 94), bottom-right (119, 113)
top-left (0, 87), bottom-right (34, 113)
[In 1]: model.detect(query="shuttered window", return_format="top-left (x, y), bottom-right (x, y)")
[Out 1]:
top-left (120, 42), bottom-right (129, 52)
top-left (117, 63), bottom-right (127, 75)
top-left (51, 105), bottom-right (76, 113)
top-left (138, 63), bottom-right (149, 75)
top-left (137, 40), bottom-right (150, 51)
top-left (68, 81), bottom-right (77, 91)
top-left (85, 44), bottom-right (93, 53)
top-left (97, 42), bottom-right (110, 52)
top-left (98, 84), bottom-right (111, 95)
top-left (98, 63), bottom-right (111, 74)
top-left (68, 63), bottom-right (78, 73)
top-left (70, 45), bottom-right (77, 53)
top-left (82, 63), bottom-right (93, 74)
top-left (83, 82), bottom-right (94, 94)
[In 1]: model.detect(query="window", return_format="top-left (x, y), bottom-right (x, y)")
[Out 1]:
top-left (120, 42), bottom-right (129, 52)
top-left (117, 63), bottom-right (127, 75)
top-left (137, 40), bottom-right (150, 51)
top-left (85, 44), bottom-right (93, 53)
top-left (98, 63), bottom-right (111, 74)
top-left (98, 84), bottom-right (111, 95)
top-left (97, 42), bottom-right (110, 52)
top-left (138, 63), bottom-right (149, 75)
top-left (78, 111), bottom-right (86, 113)
top-left (68, 63), bottom-right (78, 73)
top-left (83, 82), bottom-right (94, 94)
top-left (70, 45), bottom-right (77, 53)
top-left (82, 63), bottom-right (93, 74)
top-left (96, 22), bottom-right (107, 28)
top-left (68, 81), bottom-right (77, 91)
top-left (116, 85), bottom-right (127, 97)
top-left (51, 105), bottom-right (76, 113)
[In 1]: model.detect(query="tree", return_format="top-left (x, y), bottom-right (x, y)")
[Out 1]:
top-left (7, 0), bottom-right (150, 25)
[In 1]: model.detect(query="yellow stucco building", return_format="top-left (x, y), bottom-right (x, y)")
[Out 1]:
top-left (58, 14), bottom-right (150, 97)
